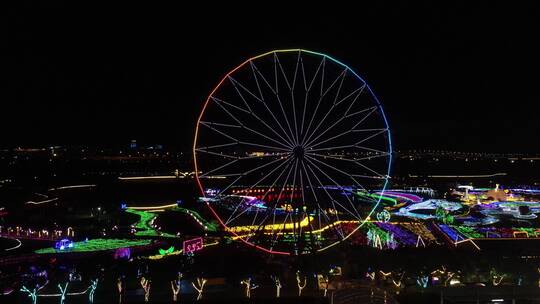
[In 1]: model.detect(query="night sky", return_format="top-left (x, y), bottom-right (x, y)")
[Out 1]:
top-left (2, 2), bottom-right (539, 152)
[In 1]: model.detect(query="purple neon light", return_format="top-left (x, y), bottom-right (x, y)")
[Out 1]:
top-left (375, 223), bottom-right (418, 246)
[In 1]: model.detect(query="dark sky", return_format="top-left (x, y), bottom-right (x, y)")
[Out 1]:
top-left (1, 2), bottom-right (539, 152)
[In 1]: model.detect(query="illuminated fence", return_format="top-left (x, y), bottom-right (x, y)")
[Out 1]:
top-left (0, 225), bottom-right (74, 240)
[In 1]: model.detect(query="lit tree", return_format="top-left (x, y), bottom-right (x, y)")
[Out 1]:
top-left (171, 273), bottom-right (182, 302)
top-left (20, 281), bottom-right (48, 304)
top-left (379, 271), bottom-right (392, 281)
top-left (317, 274), bottom-right (329, 297)
top-left (431, 266), bottom-right (454, 287)
top-left (296, 271), bottom-right (307, 297)
top-left (444, 271), bottom-right (455, 287)
top-left (366, 271), bottom-right (376, 281)
top-left (271, 276), bottom-right (282, 298)
top-left (140, 277), bottom-right (151, 302)
top-left (58, 282), bottom-right (69, 304)
top-left (116, 277), bottom-right (124, 304)
top-left (391, 272), bottom-right (405, 291)
top-left (416, 275), bottom-right (429, 288)
top-left (240, 278), bottom-right (252, 298)
top-left (537, 267), bottom-right (540, 288)
top-left (489, 268), bottom-right (504, 286)
top-left (88, 279), bottom-right (98, 303)
top-left (192, 277), bottom-right (207, 301)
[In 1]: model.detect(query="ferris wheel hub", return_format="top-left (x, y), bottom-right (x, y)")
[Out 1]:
top-left (292, 146), bottom-right (305, 160)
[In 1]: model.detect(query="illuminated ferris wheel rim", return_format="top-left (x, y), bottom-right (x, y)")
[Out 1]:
top-left (193, 49), bottom-right (393, 255)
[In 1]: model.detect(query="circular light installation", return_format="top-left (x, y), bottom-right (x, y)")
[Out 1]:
top-left (194, 49), bottom-right (392, 255)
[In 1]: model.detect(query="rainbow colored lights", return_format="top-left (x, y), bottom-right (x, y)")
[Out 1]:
top-left (193, 49), bottom-right (393, 255)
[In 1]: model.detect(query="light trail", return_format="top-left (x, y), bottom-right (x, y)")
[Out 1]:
top-left (126, 203), bottom-right (177, 210)
top-left (408, 173), bottom-right (507, 178)
top-left (25, 198), bottom-right (59, 205)
top-left (48, 184), bottom-right (96, 191)
top-left (3, 237), bottom-right (22, 251)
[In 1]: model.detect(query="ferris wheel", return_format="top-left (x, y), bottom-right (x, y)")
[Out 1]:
top-left (193, 49), bottom-right (392, 255)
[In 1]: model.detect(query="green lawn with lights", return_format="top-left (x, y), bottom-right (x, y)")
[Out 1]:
top-left (35, 238), bottom-right (152, 254)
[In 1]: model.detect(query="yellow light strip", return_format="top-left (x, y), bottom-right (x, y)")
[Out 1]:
top-left (127, 203), bottom-right (177, 210)
top-left (228, 216), bottom-right (313, 233)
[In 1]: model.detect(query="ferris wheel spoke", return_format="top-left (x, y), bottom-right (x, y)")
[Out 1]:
top-left (250, 58), bottom-right (298, 146)
top-left (200, 120), bottom-right (239, 143)
top-left (298, 168), bottom-right (306, 238)
top-left (305, 151), bottom-right (389, 164)
top-left (274, 53), bottom-right (280, 94)
top-left (351, 107), bottom-right (380, 129)
top-left (308, 56), bottom-right (326, 92)
top-left (307, 126), bottom-right (387, 152)
top-left (300, 161), bottom-right (318, 208)
top-left (300, 54), bottom-right (307, 92)
top-left (273, 54), bottom-right (298, 146)
top-left (355, 145), bottom-right (390, 155)
top-left (307, 144), bottom-right (355, 152)
top-left (232, 86), bottom-right (295, 148)
top-left (352, 160), bottom-right (387, 179)
top-left (300, 161), bottom-right (341, 239)
top-left (304, 154), bottom-right (378, 204)
top-left (352, 128), bottom-right (388, 133)
top-left (345, 105), bottom-right (377, 119)
top-left (219, 155), bottom-right (291, 195)
top-left (304, 158), bottom-right (359, 221)
top-left (301, 58), bottom-right (325, 146)
top-left (199, 158), bottom-right (238, 178)
top-left (275, 51), bottom-right (301, 144)
top-left (354, 152), bottom-right (391, 161)
top-left (303, 87), bottom-right (365, 148)
top-left (228, 76), bottom-right (295, 148)
top-left (248, 62), bottom-right (265, 101)
top-left (300, 56), bottom-right (324, 141)
top-left (334, 83), bottom-right (366, 107)
top-left (200, 121), bottom-right (242, 129)
top-left (298, 169), bottom-right (316, 248)
top-left (212, 97), bottom-right (292, 150)
top-left (305, 85), bottom-right (366, 146)
top-left (306, 96), bottom-right (377, 147)
top-left (211, 96), bottom-right (250, 114)
top-left (250, 62), bottom-right (297, 146)
top-left (197, 142), bottom-right (240, 151)
top-left (287, 158), bottom-right (300, 243)
top-left (199, 153), bottom-right (287, 178)
top-left (355, 128), bottom-right (388, 146)
top-left (274, 52), bottom-right (292, 91)
top-left (225, 157), bottom-right (293, 226)
top-left (251, 158), bottom-right (297, 240)
top-left (225, 197), bottom-right (255, 227)
top-left (301, 67), bottom-right (347, 146)
top-left (195, 148), bottom-right (238, 160)
top-left (237, 141), bottom-right (288, 151)
top-left (304, 156), bottom-right (363, 220)
top-left (303, 161), bottom-right (346, 238)
top-left (291, 52), bottom-right (302, 143)
top-left (303, 153), bottom-right (368, 192)
top-left (304, 117), bottom-right (348, 150)
top-left (228, 75), bottom-right (262, 104)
